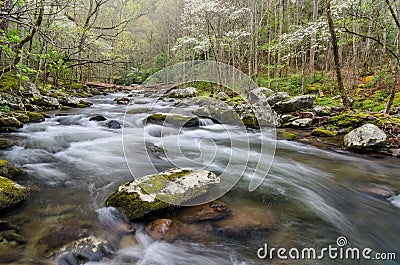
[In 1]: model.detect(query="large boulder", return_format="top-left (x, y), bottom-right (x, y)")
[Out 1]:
top-left (273, 95), bottom-right (316, 113)
top-left (168, 87), bottom-right (198, 98)
top-left (344, 123), bottom-right (387, 151)
top-left (247, 88), bottom-right (272, 106)
top-left (105, 168), bottom-right (220, 221)
top-left (266, 92), bottom-right (290, 106)
top-left (0, 176), bottom-right (29, 210)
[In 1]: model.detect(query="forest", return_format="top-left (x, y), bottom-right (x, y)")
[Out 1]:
top-left (0, 0), bottom-right (399, 112)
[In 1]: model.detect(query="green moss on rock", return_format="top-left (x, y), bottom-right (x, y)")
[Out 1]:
top-left (0, 176), bottom-right (29, 210)
top-left (241, 114), bottom-right (259, 128)
top-left (277, 129), bottom-right (296, 140)
top-left (0, 160), bottom-right (24, 179)
top-left (0, 138), bottom-right (13, 150)
top-left (27, 112), bottom-right (45, 122)
top-left (16, 114), bottom-right (30, 123)
top-left (105, 168), bottom-right (219, 221)
top-left (311, 127), bottom-right (338, 137)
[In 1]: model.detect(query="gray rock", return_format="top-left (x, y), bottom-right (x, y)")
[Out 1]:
top-left (168, 87), bottom-right (198, 98)
top-left (258, 87), bottom-right (275, 97)
top-left (247, 88), bottom-right (270, 106)
top-left (291, 118), bottom-right (313, 127)
top-left (0, 176), bottom-right (29, 210)
top-left (89, 115), bottom-right (107, 122)
top-left (273, 95), bottom-right (316, 113)
top-left (105, 120), bottom-right (122, 129)
top-left (36, 96), bottom-right (60, 109)
top-left (0, 116), bottom-right (23, 128)
top-left (344, 124), bottom-right (387, 151)
top-left (105, 168), bottom-right (220, 221)
top-left (314, 106), bottom-right (332, 116)
top-left (61, 97), bottom-right (81, 107)
top-left (266, 92), bottom-right (290, 106)
top-left (216, 92), bottom-right (229, 101)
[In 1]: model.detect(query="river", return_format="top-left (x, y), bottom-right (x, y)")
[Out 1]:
top-left (2, 91), bottom-right (400, 265)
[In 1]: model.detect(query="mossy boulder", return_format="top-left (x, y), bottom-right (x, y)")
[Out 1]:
top-left (105, 168), bottom-right (220, 221)
top-left (126, 108), bottom-right (151, 115)
top-left (15, 114), bottom-right (30, 123)
top-left (145, 113), bottom-right (200, 127)
top-left (0, 138), bottom-right (13, 150)
top-left (0, 176), bottom-right (29, 210)
top-left (241, 114), bottom-right (259, 128)
top-left (26, 112), bottom-right (45, 122)
top-left (311, 127), bottom-right (338, 137)
top-left (0, 160), bottom-right (24, 179)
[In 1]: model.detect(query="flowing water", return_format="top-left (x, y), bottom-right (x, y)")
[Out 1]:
top-left (1, 92), bottom-right (400, 265)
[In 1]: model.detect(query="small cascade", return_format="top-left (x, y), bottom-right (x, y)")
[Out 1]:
top-left (198, 118), bottom-right (215, 127)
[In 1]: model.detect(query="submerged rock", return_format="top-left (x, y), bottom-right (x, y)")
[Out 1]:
top-left (0, 160), bottom-right (24, 179)
top-left (168, 87), bottom-right (198, 98)
top-left (211, 199), bottom-right (277, 236)
top-left (145, 218), bottom-right (213, 242)
top-left (0, 176), bottom-right (29, 210)
top-left (105, 120), bottom-right (122, 129)
top-left (105, 168), bottom-right (220, 221)
top-left (344, 123), bottom-right (387, 151)
top-left (175, 201), bottom-right (232, 224)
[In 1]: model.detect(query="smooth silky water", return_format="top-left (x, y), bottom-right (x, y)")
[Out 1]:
top-left (2, 92), bottom-right (400, 264)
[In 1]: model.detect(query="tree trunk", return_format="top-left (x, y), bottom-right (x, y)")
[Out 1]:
top-left (326, 0), bottom-right (348, 108)
top-left (309, 0), bottom-right (318, 72)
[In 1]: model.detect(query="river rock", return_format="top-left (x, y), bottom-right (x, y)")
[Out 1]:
top-left (105, 120), bottom-right (122, 129)
top-left (145, 218), bottom-right (213, 242)
top-left (247, 88), bottom-right (270, 106)
top-left (212, 199), bottom-right (277, 236)
top-left (168, 87), bottom-right (198, 98)
top-left (216, 92), bottom-right (229, 101)
top-left (0, 176), bottom-right (29, 210)
top-left (27, 111), bottom-right (45, 122)
top-left (273, 95), bottom-right (316, 113)
top-left (0, 160), bottom-right (24, 179)
top-left (36, 96), bottom-right (60, 109)
top-left (0, 138), bottom-right (13, 149)
top-left (389, 148), bottom-right (400, 157)
top-left (114, 97), bottom-right (132, 105)
top-left (89, 115), bottom-right (108, 122)
top-left (389, 195), bottom-right (400, 208)
top-left (0, 116), bottom-right (23, 128)
top-left (266, 92), bottom-right (290, 106)
top-left (291, 118), bottom-right (313, 128)
top-left (175, 201), bottom-right (232, 224)
top-left (105, 168), bottom-right (220, 221)
top-left (344, 124), bottom-right (387, 151)
top-left (314, 106), bottom-right (332, 116)
top-left (145, 113), bottom-right (199, 127)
